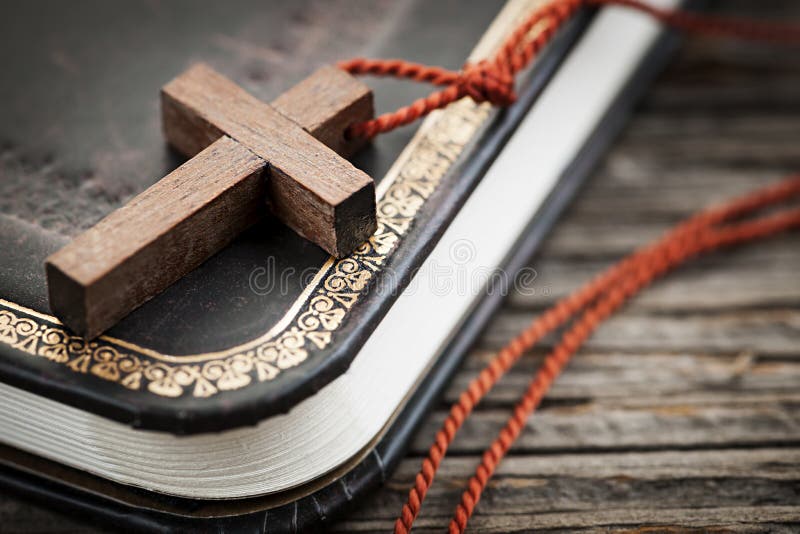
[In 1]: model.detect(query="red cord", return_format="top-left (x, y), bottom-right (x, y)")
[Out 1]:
top-left (447, 181), bottom-right (800, 533)
top-left (338, 0), bottom-right (800, 139)
top-left (338, 0), bottom-right (583, 138)
top-left (395, 175), bottom-right (800, 534)
top-left (335, 1), bottom-right (800, 533)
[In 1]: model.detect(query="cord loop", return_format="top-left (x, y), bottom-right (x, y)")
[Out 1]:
top-left (457, 60), bottom-right (517, 107)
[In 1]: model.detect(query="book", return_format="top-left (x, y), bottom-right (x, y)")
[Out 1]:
top-left (0, 0), bottom-right (682, 530)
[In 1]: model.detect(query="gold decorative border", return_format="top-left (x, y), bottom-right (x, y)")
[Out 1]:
top-left (0, 99), bottom-right (492, 398)
top-left (0, 0), bottom-right (544, 398)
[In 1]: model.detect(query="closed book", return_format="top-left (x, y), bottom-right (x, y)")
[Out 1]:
top-left (0, 0), bottom-right (682, 530)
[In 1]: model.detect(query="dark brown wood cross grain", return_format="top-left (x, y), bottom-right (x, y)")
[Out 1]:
top-left (45, 64), bottom-right (377, 339)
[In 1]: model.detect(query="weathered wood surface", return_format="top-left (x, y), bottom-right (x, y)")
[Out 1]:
top-left (2, 1), bottom-right (800, 532)
top-left (272, 64), bottom-right (373, 158)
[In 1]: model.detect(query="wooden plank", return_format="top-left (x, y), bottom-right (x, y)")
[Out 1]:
top-left (510, 241), bottom-right (800, 310)
top-left (334, 449), bottom-right (800, 532)
top-left (46, 137), bottom-right (265, 338)
top-left (161, 63), bottom-right (377, 257)
top-left (540, 222), bottom-right (797, 258)
top-left (335, 507), bottom-right (800, 533)
top-left (422, 350), bottom-right (800, 454)
top-left (479, 308), bottom-right (800, 355)
top-left (445, 351), bottom-right (800, 405)
top-left (413, 400), bottom-right (800, 454)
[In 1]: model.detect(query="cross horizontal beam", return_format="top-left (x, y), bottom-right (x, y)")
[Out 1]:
top-left (46, 64), bottom-right (376, 338)
top-left (163, 64), bottom-right (376, 256)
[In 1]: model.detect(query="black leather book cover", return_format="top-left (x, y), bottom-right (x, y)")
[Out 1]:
top-left (0, 0), bottom-right (586, 434)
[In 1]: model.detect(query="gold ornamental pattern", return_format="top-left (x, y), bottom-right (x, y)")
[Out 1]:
top-left (0, 99), bottom-right (492, 399)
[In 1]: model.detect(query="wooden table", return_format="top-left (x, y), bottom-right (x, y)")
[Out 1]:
top-left (3, 2), bottom-right (800, 532)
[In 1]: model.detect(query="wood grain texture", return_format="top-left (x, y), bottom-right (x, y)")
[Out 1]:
top-left (46, 64), bottom-right (376, 338)
top-left (272, 64), bottom-right (374, 158)
top-left (161, 63), bottom-right (377, 256)
top-left (46, 136), bottom-right (265, 338)
top-left (335, 449), bottom-right (800, 533)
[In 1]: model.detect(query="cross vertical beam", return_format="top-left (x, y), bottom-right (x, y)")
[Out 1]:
top-left (46, 64), bottom-right (376, 338)
top-left (162, 63), bottom-right (376, 256)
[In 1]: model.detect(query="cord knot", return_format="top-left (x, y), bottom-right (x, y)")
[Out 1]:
top-left (457, 60), bottom-right (517, 107)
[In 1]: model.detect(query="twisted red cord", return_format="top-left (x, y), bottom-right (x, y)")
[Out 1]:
top-left (338, 0), bottom-right (582, 138)
top-left (395, 175), bottom-right (800, 534)
top-left (338, 0), bottom-right (800, 139)
top-left (447, 182), bottom-right (800, 533)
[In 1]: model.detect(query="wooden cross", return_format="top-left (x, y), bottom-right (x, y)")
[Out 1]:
top-left (45, 64), bottom-right (377, 339)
